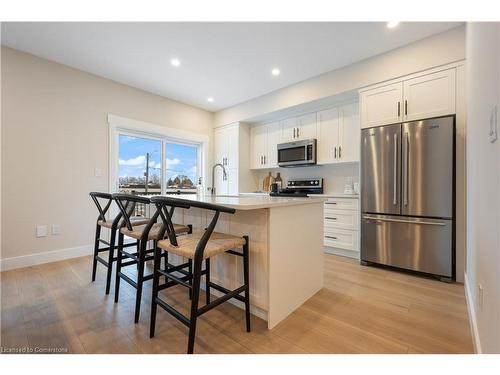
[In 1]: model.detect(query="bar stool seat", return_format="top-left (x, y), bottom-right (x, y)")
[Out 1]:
top-left (98, 216), bottom-right (150, 229)
top-left (157, 230), bottom-right (246, 259)
top-left (120, 222), bottom-right (190, 240)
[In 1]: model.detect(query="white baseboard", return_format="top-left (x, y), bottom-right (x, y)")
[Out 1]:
top-left (0, 244), bottom-right (94, 272)
top-left (324, 246), bottom-right (360, 260)
top-left (464, 272), bottom-right (482, 354)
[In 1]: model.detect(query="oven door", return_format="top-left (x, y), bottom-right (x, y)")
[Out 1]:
top-left (278, 139), bottom-right (316, 167)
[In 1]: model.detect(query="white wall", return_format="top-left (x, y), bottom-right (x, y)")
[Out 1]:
top-left (1, 47), bottom-right (213, 268)
top-left (215, 26), bottom-right (465, 127)
top-left (465, 22), bottom-right (500, 353)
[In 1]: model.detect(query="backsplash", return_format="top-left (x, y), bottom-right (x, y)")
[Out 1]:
top-left (251, 162), bottom-right (359, 194)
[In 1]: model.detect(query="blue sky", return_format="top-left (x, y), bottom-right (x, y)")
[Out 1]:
top-left (118, 135), bottom-right (198, 182)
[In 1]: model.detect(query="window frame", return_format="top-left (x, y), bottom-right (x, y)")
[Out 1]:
top-left (108, 114), bottom-right (208, 196)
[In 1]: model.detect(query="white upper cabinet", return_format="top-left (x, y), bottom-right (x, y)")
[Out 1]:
top-left (360, 82), bottom-right (402, 128)
top-left (280, 117), bottom-right (298, 142)
top-left (402, 69), bottom-right (456, 121)
top-left (225, 124), bottom-right (239, 169)
top-left (280, 113), bottom-right (317, 142)
top-left (338, 102), bottom-right (360, 163)
top-left (317, 103), bottom-right (360, 165)
top-left (360, 67), bottom-right (457, 128)
top-left (317, 108), bottom-right (340, 164)
top-left (266, 122), bottom-right (281, 168)
top-left (296, 113), bottom-right (317, 140)
top-left (214, 123), bottom-right (239, 168)
top-left (250, 121), bottom-right (280, 169)
top-left (250, 124), bottom-right (268, 169)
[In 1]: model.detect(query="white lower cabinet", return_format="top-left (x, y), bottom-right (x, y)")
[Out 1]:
top-left (323, 197), bottom-right (360, 259)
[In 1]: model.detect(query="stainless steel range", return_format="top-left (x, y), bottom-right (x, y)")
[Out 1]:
top-left (270, 178), bottom-right (323, 197)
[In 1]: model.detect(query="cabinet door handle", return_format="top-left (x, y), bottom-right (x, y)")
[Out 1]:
top-left (405, 100), bottom-right (408, 116)
top-left (339, 146), bottom-right (342, 158)
top-left (293, 127), bottom-right (296, 138)
top-left (334, 147), bottom-right (337, 159)
top-left (325, 202), bottom-right (337, 205)
top-left (260, 156), bottom-right (263, 165)
top-left (325, 217), bottom-right (338, 220)
top-left (398, 101), bottom-right (400, 117)
top-left (297, 127), bottom-right (300, 138)
top-left (264, 155), bottom-right (266, 164)
top-left (325, 235), bottom-right (338, 240)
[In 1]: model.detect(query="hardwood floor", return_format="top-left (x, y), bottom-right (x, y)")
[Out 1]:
top-left (0, 253), bottom-right (474, 354)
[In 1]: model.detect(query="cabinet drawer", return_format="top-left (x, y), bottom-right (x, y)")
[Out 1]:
top-left (324, 198), bottom-right (359, 211)
top-left (324, 228), bottom-right (359, 251)
top-left (324, 210), bottom-right (358, 230)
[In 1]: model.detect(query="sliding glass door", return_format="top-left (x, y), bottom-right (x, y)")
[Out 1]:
top-left (117, 132), bottom-right (201, 197)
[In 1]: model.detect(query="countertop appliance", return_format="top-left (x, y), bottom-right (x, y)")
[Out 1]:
top-left (277, 139), bottom-right (317, 167)
top-left (360, 115), bottom-right (455, 281)
top-left (269, 177), bottom-right (323, 197)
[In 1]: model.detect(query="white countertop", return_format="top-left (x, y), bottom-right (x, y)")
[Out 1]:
top-left (164, 194), bottom-right (327, 210)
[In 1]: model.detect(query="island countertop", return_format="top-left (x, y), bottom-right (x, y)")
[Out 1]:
top-left (155, 194), bottom-right (327, 210)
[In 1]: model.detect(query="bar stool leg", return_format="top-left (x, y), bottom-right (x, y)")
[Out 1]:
top-left (114, 232), bottom-right (124, 303)
top-left (243, 236), bottom-right (251, 332)
top-left (134, 239), bottom-right (147, 323)
top-left (105, 229), bottom-right (116, 295)
top-left (187, 256), bottom-right (203, 354)
top-left (91, 223), bottom-right (101, 282)
top-left (150, 247), bottom-right (161, 338)
top-left (205, 258), bottom-right (211, 305)
top-left (188, 259), bottom-right (193, 300)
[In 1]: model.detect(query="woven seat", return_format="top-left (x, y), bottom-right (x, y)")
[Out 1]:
top-left (120, 222), bottom-right (190, 240)
top-left (98, 216), bottom-right (150, 229)
top-left (157, 230), bottom-right (246, 259)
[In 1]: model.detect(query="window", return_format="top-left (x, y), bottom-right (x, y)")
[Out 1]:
top-left (165, 142), bottom-right (198, 192)
top-left (118, 134), bottom-right (162, 195)
top-left (117, 132), bottom-right (200, 197)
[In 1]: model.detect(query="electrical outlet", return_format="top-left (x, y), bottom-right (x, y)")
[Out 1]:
top-left (51, 224), bottom-right (61, 235)
top-left (478, 284), bottom-right (484, 310)
top-left (490, 104), bottom-right (498, 143)
top-left (36, 225), bottom-right (48, 238)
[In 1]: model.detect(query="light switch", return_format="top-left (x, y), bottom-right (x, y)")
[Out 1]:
top-left (51, 224), bottom-right (61, 235)
top-left (94, 168), bottom-right (102, 177)
top-left (36, 225), bottom-right (48, 238)
top-left (490, 104), bottom-right (498, 143)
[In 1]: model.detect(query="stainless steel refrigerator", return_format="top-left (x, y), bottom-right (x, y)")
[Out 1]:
top-left (360, 116), bottom-right (455, 280)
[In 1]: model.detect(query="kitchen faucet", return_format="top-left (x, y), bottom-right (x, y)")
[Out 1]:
top-left (210, 163), bottom-right (227, 195)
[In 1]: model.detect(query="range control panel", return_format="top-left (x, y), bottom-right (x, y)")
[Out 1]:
top-left (286, 178), bottom-right (323, 193)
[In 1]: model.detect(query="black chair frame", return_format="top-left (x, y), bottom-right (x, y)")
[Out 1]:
top-left (113, 193), bottom-right (192, 324)
top-left (149, 196), bottom-right (250, 354)
top-left (89, 192), bottom-right (138, 294)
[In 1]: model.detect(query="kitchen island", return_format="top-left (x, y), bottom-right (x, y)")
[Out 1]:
top-left (165, 194), bottom-right (326, 329)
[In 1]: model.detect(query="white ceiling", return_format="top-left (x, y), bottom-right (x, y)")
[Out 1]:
top-left (1, 22), bottom-right (462, 111)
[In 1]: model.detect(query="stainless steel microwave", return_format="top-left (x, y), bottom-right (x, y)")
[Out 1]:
top-left (277, 139), bottom-right (317, 167)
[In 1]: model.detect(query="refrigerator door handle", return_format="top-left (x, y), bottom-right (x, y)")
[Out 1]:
top-left (393, 133), bottom-right (398, 205)
top-left (363, 215), bottom-right (446, 226)
top-left (403, 132), bottom-right (409, 206)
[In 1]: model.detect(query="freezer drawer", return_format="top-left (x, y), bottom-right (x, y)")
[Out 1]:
top-left (361, 214), bottom-right (453, 277)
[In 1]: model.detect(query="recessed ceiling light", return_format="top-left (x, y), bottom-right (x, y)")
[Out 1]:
top-left (271, 68), bottom-right (281, 76)
top-left (170, 58), bottom-right (181, 67)
top-left (207, 97), bottom-right (214, 103)
top-left (387, 21), bottom-right (400, 29)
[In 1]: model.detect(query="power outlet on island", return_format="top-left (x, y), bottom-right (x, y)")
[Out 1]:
top-left (36, 225), bottom-right (48, 238)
